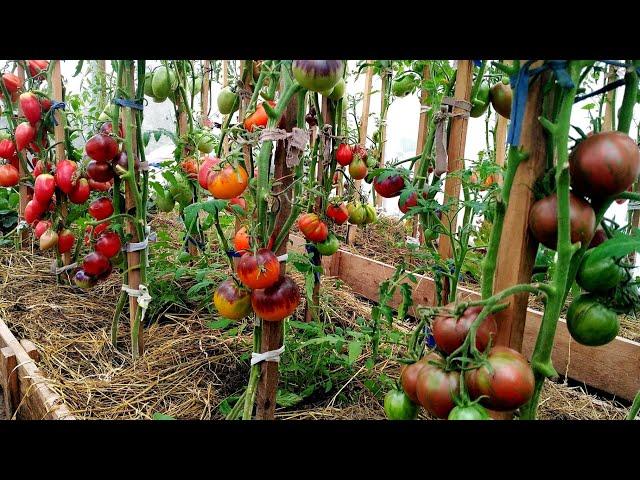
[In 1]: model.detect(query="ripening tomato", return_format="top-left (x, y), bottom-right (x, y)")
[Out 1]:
top-left (237, 248), bottom-right (280, 290)
top-left (87, 160), bottom-right (115, 182)
top-left (490, 80), bottom-right (512, 119)
top-left (54, 159), bottom-right (78, 194)
top-left (39, 229), bottom-right (58, 250)
top-left (32, 159), bottom-right (47, 177)
top-left (82, 252), bottom-right (111, 277)
top-left (68, 178), bottom-right (91, 204)
top-left (99, 121), bottom-right (124, 138)
top-left (243, 101), bottom-right (275, 132)
top-left (432, 304), bottom-right (498, 355)
top-left (529, 192), bottom-right (596, 250)
top-left (251, 275), bottom-right (301, 322)
top-left (0, 139), bottom-right (16, 159)
top-left (227, 196), bottom-right (247, 212)
top-left (233, 226), bottom-right (252, 253)
top-left (34, 173), bottom-right (56, 203)
top-left (27, 60), bottom-right (49, 79)
top-left (348, 155), bottom-right (368, 180)
top-left (73, 269), bottom-right (97, 289)
top-left (326, 202), bottom-right (349, 225)
top-left (415, 362), bottom-right (460, 419)
top-left (213, 279), bottom-right (253, 320)
top-left (292, 60), bottom-right (345, 92)
top-left (570, 131), bottom-right (640, 199)
top-left (15, 122), bottom-right (36, 151)
top-left (336, 143), bottom-right (353, 166)
top-left (398, 190), bottom-right (427, 214)
top-left (373, 173), bottom-right (405, 198)
top-left (95, 231), bottom-right (122, 258)
top-left (57, 229), bottom-right (75, 254)
top-left (86, 133), bottom-right (119, 162)
top-left (198, 155), bottom-right (220, 189)
top-left (208, 164), bottom-right (249, 199)
top-left (19, 92), bottom-right (42, 125)
top-left (88, 197), bottom-right (114, 220)
top-left (112, 151), bottom-right (140, 174)
top-left (400, 351), bottom-right (442, 403)
top-left (180, 157), bottom-right (199, 179)
top-left (34, 220), bottom-right (52, 239)
top-left (88, 178), bottom-right (113, 192)
top-left (384, 389), bottom-right (418, 420)
top-left (297, 213), bottom-right (329, 243)
top-left (0, 164), bottom-right (19, 187)
top-left (566, 294), bottom-right (619, 347)
top-left (2, 73), bottom-right (22, 95)
top-left (24, 199), bottom-right (45, 224)
top-left (588, 226), bottom-right (607, 249)
top-left (465, 346), bottom-right (534, 411)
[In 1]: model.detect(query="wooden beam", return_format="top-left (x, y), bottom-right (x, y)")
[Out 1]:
top-left (51, 60), bottom-right (70, 266)
top-left (437, 60), bottom-right (473, 301)
top-left (20, 339), bottom-right (40, 363)
top-left (492, 64), bottom-right (549, 351)
top-left (347, 61), bottom-right (373, 245)
top-left (1, 346), bottom-right (18, 419)
top-left (412, 64), bottom-right (431, 238)
top-left (0, 319), bottom-right (74, 419)
top-left (288, 234), bottom-right (640, 401)
top-left (255, 78), bottom-right (299, 421)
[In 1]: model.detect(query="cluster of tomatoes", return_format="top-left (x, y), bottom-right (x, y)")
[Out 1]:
top-left (528, 130), bottom-right (640, 347)
top-left (470, 77), bottom-right (512, 119)
top-left (386, 304), bottom-right (535, 420)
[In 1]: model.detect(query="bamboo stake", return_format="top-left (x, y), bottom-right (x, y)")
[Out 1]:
top-left (375, 67), bottom-right (391, 207)
top-left (16, 62), bottom-right (27, 248)
top-left (602, 65), bottom-right (617, 132)
top-left (222, 60), bottom-right (230, 156)
top-left (201, 60), bottom-right (210, 125)
top-left (51, 61), bottom-right (70, 265)
top-left (411, 64), bottom-right (431, 238)
top-left (347, 61), bottom-right (373, 244)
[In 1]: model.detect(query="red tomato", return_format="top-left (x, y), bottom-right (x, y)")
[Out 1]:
top-left (529, 192), bottom-right (596, 250)
top-left (400, 351), bottom-right (442, 403)
top-left (243, 101), bottom-right (275, 132)
top-left (15, 122), bottom-right (36, 151)
top-left (198, 155), bottom-right (220, 189)
top-left (336, 143), bottom-right (353, 166)
top-left (208, 164), bottom-right (249, 199)
top-left (297, 213), bottom-right (329, 242)
top-left (112, 151), bottom-right (140, 173)
top-left (87, 160), bottom-right (115, 182)
top-left (55, 159), bottom-right (78, 194)
top-left (237, 248), bottom-right (280, 290)
top-left (68, 178), bottom-right (91, 204)
top-left (465, 346), bottom-right (535, 411)
top-left (88, 178), bottom-right (113, 192)
top-left (227, 196), bottom-right (247, 212)
top-left (27, 60), bottom-right (49, 79)
top-left (34, 220), bottom-right (52, 239)
top-left (19, 92), bottom-right (42, 125)
top-left (34, 173), bottom-right (56, 203)
top-left (373, 174), bottom-right (405, 198)
top-left (86, 133), bottom-right (119, 162)
top-left (326, 202), bottom-right (349, 225)
top-left (57, 229), bottom-right (75, 254)
top-left (432, 304), bottom-right (498, 355)
top-left (24, 199), bottom-right (45, 224)
top-left (99, 122), bottom-right (124, 138)
top-left (415, 362), bottom-right (460, 419)
top-left (95, 231), bottom-right (122, 258)
top-left (234, 227), bottom-right (252, 253)
top-left (0, 139), bottom-right (16, 159)
top-left (251, 275), bottom-right (301, 322)
top-left (82, 251), bottom-right (111, 277)
top-left (180, 157), bottom-right (199, 179)
top-left (88, 197), bottom-right (114, 220)
top-left (1, 73), bottom-right (22, 95)
top-left (0, 164), bottom-right (19, 187)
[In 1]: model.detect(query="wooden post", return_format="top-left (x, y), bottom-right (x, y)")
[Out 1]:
top-left (347, 61), bottom-right (373, 244)
top-left (411, 64), bottom-right (431, 238)
top-left (1, 346), bottom-right (18, 418)
top-left (375, 68), bottom-right (391, 207)
top-left (493, 61), bottom-right (511, 182)
top-left (437, 60), bottom-right (473, 262)
top-left (52, 61), bottom-right (70, 265)
top-left (201, 60), bottom-right (210, 124)
top-left (222, 60), bottom-right (230, 156)
top-left (122, 62), bottom-right (143, 356)
top-left (15, 62), bottom-right (28, 248)
top-left (255, 85), bottom-right (298, 420)
top-left (602, 65), bottom-right (617, 132)
top-left (492, 64), bottom-right (549, 350)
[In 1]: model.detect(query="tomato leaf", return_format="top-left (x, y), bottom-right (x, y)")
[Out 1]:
top-left (151, 413), bottom-right (175, 420)
top-left (276, 390), bottom-right (304, 407)
top-left (587, 235), bottom-right (640, 264)
top-left (347, 341), bottom-right (362, 364)
top-left (207, 318), bottom-right (233, 330)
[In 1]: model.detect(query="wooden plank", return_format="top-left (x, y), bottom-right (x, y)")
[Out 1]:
top-left (0, 319), bottom-right (74, 419)
top-left (347, 61), bottom-right (374, 245)
top-left (437, 60), bottom-right (473, 262)
top-left (1, 346), bottom-right (18, 418)
top-left (492, 63), bottom-right (549, 351)
top-left (412, 64), bottom-right (431, 238)
top-left (20, 339), bottom-right (40, 363)
top-left (288, 233), bottom-right (640, 401)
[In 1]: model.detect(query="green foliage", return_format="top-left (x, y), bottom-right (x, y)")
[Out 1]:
top-left (0, 188), bottom-right (18, 246)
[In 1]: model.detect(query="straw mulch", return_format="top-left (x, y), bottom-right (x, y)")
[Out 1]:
top-left (0, 223), bottom-right (632, 420)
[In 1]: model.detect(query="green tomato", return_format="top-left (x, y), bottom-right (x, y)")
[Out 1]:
top-left (577, 249), bottom-right (628, 293)
top-left (155, 192), bottom-right (176, 212)
top-left (470, 81), bottom-right (490, 118)
top-left (448, 404), bottom-right (491, 420)
top-left (315, 233), bottom-right (339, 256)
top-left (151, 66), bottom-right (172, 100)
top-left (384, 389), bottom-right (418, 420)
top-left (364, 204), bottom-right (377, 224)
top-left (143, 72), bottom-right (155, 97)
top-left (217, 87), bottom-right (239, 115)
top-left (391, 74), bottom-right (418, 97)
top-left (196, 130), bottom-right (216, 154)
top-left (567, 294), bottom-right (619, 346)
top-left (347, 202), bottom-right (367, 225)
top-left (322, 78), bottom-right (346, 100)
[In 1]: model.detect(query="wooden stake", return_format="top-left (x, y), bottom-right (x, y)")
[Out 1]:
top-left (255, 85), bottom-right (298, 420)
top-left (97, 60), bottom-right (107, 111)
top-left (222, 60), bottom-right (230, 156)
top-left (16, 62), bottom-right (28, 248)
top-left (347, 61), bottom-right (373, 244)
top-left (201, 60), bottom-right (210, 124)
top-left (411, 64), bottom-right (431, 238)
top-left (122, 63), bottom-right (143, 356)
top-left (52, 61), bottom-right (70, 265)
top-left (437, 60), bottom-right (473, 263)
top-left (602, 65), bottom-right (617, 132)
top-left (375, 68), bottom-right (391, 207)
top-left (492, 64), bottom-right (549, 350)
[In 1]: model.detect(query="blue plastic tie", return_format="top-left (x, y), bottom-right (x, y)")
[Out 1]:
top-left (48, 101), bottom-right (66, 126)
top-left (112, 98), bottom-right (144, 111)
top-left (226, 250), bottom-right (242, 258)
top-left (424, 324), bottom-right (436, 348)
top-left (473, 60), bottom-right (483, 68)
top-left (546, 61), bottom-right (574, 89)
